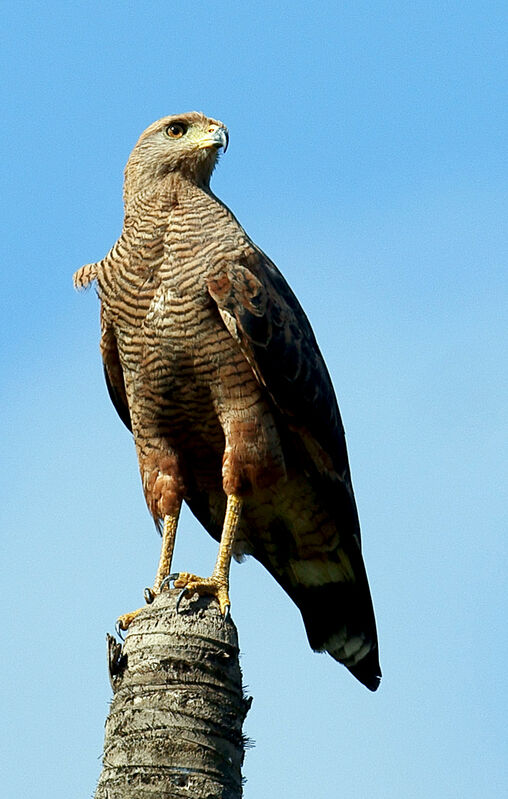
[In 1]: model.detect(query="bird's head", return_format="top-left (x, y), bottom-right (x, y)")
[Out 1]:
top-left (123, 111), bottom-right (228, 203)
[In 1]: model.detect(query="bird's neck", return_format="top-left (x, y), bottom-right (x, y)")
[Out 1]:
top-left (123, 174), bottom-right (227, 239)
top-left (124, 172), bottom-right (216, 215)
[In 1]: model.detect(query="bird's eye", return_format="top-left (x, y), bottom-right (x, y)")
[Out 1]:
top-left (165, 122), bottom-right (187, 139)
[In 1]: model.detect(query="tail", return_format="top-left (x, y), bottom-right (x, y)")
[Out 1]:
top-left (292, 578), bottom-right (382, 691)
top-left (251, 538), bottom-right (382, 691)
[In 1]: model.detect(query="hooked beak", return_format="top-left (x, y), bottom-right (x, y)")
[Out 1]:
top-left (197, 126), bottom-right (229, 153)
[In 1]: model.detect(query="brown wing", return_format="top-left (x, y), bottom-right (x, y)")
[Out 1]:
top-left (100, 313), bottom-right (132, 432)
top-left (207, 246), bottom-right (356, 511)
top-left (207, 247), bottom-right (381, 690)
top-left (73, 260), bottom-right (131, 430)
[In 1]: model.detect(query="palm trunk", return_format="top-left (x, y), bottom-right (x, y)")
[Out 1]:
top-left (94, 591), bottom-right (251, 799)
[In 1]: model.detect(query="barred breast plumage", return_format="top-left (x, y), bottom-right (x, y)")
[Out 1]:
top-left (75, 111), bottom-right (381, 691)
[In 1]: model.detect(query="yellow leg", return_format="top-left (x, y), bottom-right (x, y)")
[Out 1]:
top-left (117, 509), bottom-right (180, 631)
top-left (173, 494), bottom-right (242, 616)
top-left (152, 510), bottom-right (180, 593)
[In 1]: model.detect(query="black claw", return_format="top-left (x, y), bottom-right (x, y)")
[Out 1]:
top-left (144, 587), bottom-right (155, 604)
top-left (176, 587), bottom-right (188, 613)
top-left (115, 621), bottom-right (125, 641)
top-left (224, 604), bottom-right (231, 622)
top-left (160, 572), bottom-right (180, 592)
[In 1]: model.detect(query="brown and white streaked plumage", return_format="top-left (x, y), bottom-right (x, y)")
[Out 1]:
top-left (75, 111), bottom-right (381, 690)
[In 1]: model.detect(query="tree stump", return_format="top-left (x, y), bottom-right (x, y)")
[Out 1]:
top-left (94, 591), bottom-right (251, 799)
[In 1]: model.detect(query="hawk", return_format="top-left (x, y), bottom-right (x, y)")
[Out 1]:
top-left (75, 112), bottom-right (381, 690)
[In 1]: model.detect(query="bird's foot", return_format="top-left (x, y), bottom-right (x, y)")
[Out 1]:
top-left (116, 608), bottom-right (143, 633)
top-left (172, 572), bottom-right (231, 617)
top-left (116, 573), bottom-right (180, 632)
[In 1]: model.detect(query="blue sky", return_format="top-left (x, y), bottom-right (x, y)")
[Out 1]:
top-left (1, 2), bottom-right (507, 796)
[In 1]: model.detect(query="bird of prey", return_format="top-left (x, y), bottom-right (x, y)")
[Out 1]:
top-left (74, 112), bottom-right (381, 690)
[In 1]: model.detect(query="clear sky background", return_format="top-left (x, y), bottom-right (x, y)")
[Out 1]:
top-left (1, 2), bottom-right (507, 797)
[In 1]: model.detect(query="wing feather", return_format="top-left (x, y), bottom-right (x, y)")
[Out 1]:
top-left (100, 314), bottom-right (132, 432)
top-left (207, 247), bottom-right (354, 492)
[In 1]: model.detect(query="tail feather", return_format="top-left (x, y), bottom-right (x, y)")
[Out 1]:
top-left (292, 579), bottom-right (381, 691)
top-left (346, 647), bottom-right (381, 692)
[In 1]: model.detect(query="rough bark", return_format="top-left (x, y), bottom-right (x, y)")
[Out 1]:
top-left (94, 591), bottom-right (251, 799)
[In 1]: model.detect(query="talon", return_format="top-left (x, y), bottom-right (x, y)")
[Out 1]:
top-left (172, 572), bottom-right (231, 616)
top-left (160, 572), bottom-right (180, 591)
top-left (176, 587), bottom-right (188, 613)
top-left (115, 621), bottom-right (125, 641)
top-left (223, 604), bottom-right (230, 622)
top-left (217, 592), bottom-right (231, 617)
top-left (117, 608), bottom-right (144, 631)
top-left (144, 587), bottom-right (155, 604)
